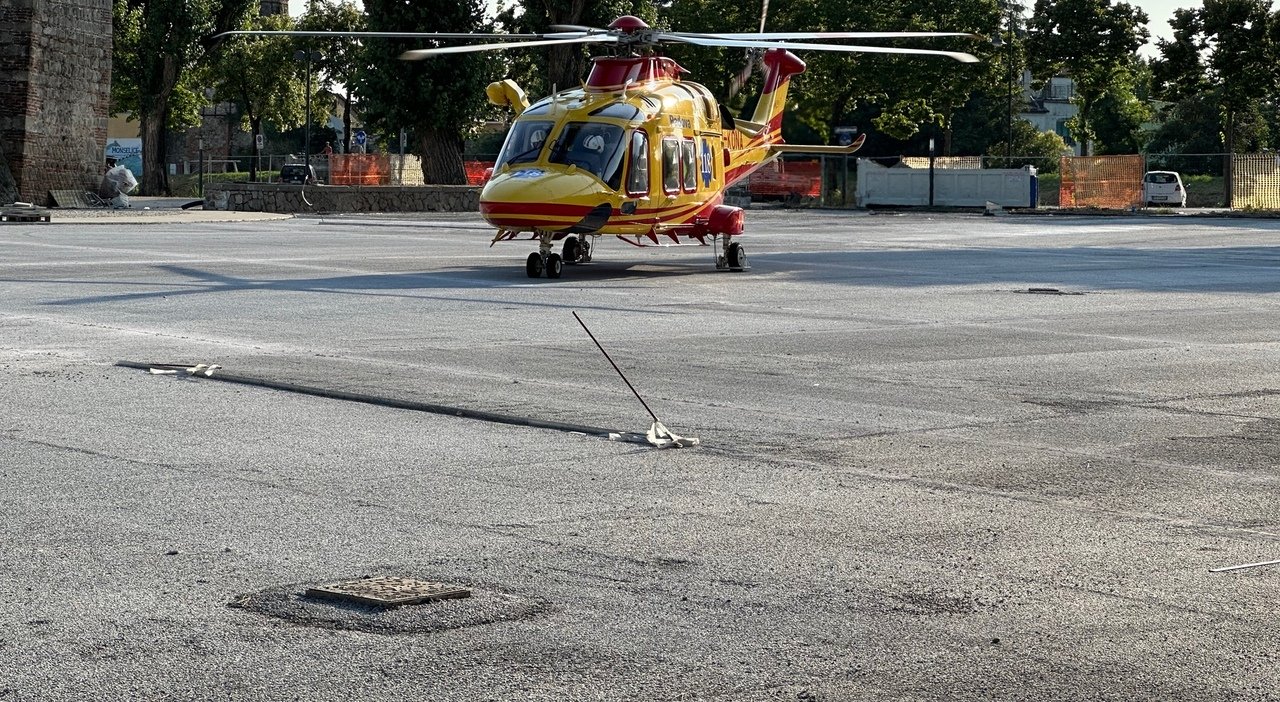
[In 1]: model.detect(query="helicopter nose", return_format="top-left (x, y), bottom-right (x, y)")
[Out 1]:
top-left (480, 168), bottom-right (614, 232)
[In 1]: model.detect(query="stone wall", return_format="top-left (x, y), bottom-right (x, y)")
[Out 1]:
top-left (0, 0), bottom-right (112, 205)
top-left (204, 182), bottom-right (481, 213)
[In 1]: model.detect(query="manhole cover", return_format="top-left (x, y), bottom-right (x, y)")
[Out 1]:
top-left (1019, 287), bottom-right (1084, 295)
top-left (305, 576), bottom-right (471, 607)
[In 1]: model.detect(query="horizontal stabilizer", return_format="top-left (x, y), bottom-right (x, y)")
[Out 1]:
top-left (771, 133), bottom-right (866, 154)
top-left (734, 119), bottom-right (768, 137)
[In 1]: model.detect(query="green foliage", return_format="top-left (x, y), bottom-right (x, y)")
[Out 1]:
top-left (985, 118), bottom-right (1070, 171)
top-left (356, 0), bottom-right (499, 182)
top-left (207, 10), bottom-right (310, 134)
top-left (357, 0), bottom-right (496, 134)
top-left (1090, 68), bottom-right (1152, 154)
top-left (1027, 0), bottom-right (1149, 154)
top-left (299, 0), bottom-right (366, 93)
top-left (111, 0), bottom-right (255, 193)
top-left (498, 0), bottom-right (660, 99)
top-left (1149, 0), bottom-right (1276, 156)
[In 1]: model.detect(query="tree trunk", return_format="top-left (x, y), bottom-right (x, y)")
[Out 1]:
top-left (543, 0), bottom-right (589, 95)
top-left (342, 87), bottom-right (353, 153)
top-left (140, 108), bottom-right (169, 196)
top-left (1225, 108), bottom-right (1235, 209)
top-left (418, 127), bottom-right (466, 184)
top-left (1078, 98), bottom-right (1092, 157)
top-left (139, 56), bottom-right (180, 195)
top-left (943, 108), bottom-right (954, 156)
top-left (248, 116), bottom-right (261, 182)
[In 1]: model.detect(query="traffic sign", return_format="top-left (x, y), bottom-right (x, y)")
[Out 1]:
top-left (354, 130), bottom-right (367, 146)
top-left (254, 133), bottom-right (264, 150)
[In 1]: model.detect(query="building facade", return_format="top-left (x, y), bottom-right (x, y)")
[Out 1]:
top-left (0, 0), bottom-right (113, 204)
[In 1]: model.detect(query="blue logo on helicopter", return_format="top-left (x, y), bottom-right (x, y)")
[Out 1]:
top-left (700, 139), bottom-right (713, 187)
top-left (510, 168), bottom-right (545, 179)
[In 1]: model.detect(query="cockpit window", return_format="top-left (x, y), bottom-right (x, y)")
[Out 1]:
top-left (549, 122), bottom-right (627, 189)
top-left (495, 120), bottom-right (554, 168)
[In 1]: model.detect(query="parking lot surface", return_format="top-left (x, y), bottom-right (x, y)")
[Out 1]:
top-left (1, 210), bottom-right (1278, 700)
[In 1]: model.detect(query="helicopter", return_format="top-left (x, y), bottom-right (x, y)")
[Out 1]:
top-left (220, 18), bottom-right (979, 278)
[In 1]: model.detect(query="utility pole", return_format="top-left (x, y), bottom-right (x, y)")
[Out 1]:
top-left (295, 50), bottom-right (323, 181)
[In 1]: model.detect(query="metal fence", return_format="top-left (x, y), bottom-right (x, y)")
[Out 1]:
top-left (172, 150), bottom-right (1275, 211)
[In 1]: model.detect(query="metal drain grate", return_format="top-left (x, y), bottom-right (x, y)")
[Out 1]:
top-left (1019, 287), bottom-right (1084, 296)
top-left (305, 576), bottom-right (471, 607)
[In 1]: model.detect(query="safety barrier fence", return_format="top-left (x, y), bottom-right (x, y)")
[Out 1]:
top-left (171, 151), bottom-right (1280, 210)
top-left (1059, 155), bottom-right (1145, 209)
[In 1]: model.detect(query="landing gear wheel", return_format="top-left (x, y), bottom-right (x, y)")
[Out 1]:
top-left (546, 253), bottom-right (563, 279)
top-left (526, 252), bottom-right (544, 278)
top-left (727, 242), bottom-right (747, 271)
top-left (562, 236), bottom-right (580, 264)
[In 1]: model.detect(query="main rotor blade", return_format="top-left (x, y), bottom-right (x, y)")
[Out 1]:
top-left (548, 24), bottom-right (608, 34)
top-left (401, 35), bottom-right (615, 60)
top-left (660, 34), bottom-right (980, 62)
top-left (214, 30), bottom-right (547, 40)
top-left (670, 30), bottom-right (982, 41)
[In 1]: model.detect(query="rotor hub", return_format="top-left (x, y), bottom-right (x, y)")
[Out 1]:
top-left (607, 15), bottom-right (649, 34)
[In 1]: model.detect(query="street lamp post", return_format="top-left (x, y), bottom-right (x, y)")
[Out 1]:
top-left (294, 49), bottom-right (323, 181)
top-left (992, 9), bottom-right (1016, 160)
top-left (1006, 21), bottom-right (1014, 158)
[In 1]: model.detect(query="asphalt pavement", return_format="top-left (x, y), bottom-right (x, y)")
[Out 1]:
top-left (1, 209), bottom-right (1278, 700)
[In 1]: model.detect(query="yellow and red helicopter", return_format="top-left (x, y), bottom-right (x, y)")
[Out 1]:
top-left (223, 18), bottom-right (978, 278)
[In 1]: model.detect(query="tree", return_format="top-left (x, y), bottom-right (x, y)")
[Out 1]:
top-left (207, 9), bottom-right (311, 181)
top-left (357, 0), bottom-right (499, 183)
top-left (1148, 0), bottom-right (1276, 199)
top-left (299, 0), bottom-right (366, 153)
top-left (985, 118), bottom-right (1070, 171)
top-left (1090, 61), bottom-right (1152, 154)
top-left (1026, 0), bottom-right (1149, 155)
top-left (660, 0), bottom-right (1003, 151)
top-left (112, 0), bottom-right (255, 194)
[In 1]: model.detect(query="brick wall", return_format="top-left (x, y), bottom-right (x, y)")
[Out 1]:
top-left (0, 0), bottom-right (112, 205)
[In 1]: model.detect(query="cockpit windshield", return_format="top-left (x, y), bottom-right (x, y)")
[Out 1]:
top-left (495, 120), bottom-right (554, 168)
top-left (549, 122), bottom-right (627, 190)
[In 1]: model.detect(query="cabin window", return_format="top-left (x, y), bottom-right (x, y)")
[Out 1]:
top-left (549, 122), bottom-right (626, 185)
top-left (681, 140), bottom-right (697, 192)
top-left (626, 130), bottom-right (649, 196)
top-left (661, 138), bottom-right (680, 193)
top-left (495, 120), bottom-right (554, 168)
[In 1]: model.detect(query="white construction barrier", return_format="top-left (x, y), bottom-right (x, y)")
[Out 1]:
top-left (856, 159), bottom-right (1037, 208)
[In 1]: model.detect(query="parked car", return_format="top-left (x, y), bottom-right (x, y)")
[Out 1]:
top-left (1144, 170), bottom-right (1186, 207)
top-left (280, 164), bottom-right (316, 185)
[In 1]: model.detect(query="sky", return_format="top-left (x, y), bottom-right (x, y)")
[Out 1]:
top-left (287, 0), bottom-right (1197, 54)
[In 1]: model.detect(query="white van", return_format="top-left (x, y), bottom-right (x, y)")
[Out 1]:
top-left (1144, 171), bottom-right (1186, 207)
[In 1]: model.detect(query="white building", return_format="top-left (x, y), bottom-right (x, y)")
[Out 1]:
top-left (1018, 73), bottom-right (1083, 156)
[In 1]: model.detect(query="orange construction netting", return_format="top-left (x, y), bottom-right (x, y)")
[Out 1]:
top-left (329, 154), bottom-right (390, 185)
top-left (1232, 153), bottom-right (1280, 210)
top-left (748, 160), bottom-right (821, 198)
top-left (1059, 155), bottom-right (1143, 209)
top-left (464, 160), bottom-right (495, 186)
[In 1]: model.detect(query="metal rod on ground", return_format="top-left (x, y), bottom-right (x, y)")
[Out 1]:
top-left (1210, 559), bottom-right (1280, 573)
top-left (572, 310), bottom-right (660, 424)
